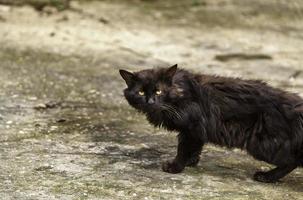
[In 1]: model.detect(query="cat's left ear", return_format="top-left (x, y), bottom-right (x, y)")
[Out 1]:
top-left (119, 69), bottom-right (135, 87)
top-left (165, 64), bottom-right (178, 79)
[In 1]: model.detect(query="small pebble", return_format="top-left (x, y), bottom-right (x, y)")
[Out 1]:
top-left (28, 96), bottom-right (38, 101)
top-left (50, 126), bottom-right (58, 131)
top-left (56, 118), bottom-right (67, 123)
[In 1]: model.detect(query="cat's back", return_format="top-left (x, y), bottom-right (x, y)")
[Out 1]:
top-left (196, 73), bottom-right (300, 99)
top-left (193, 73), bottom-right (303, 117)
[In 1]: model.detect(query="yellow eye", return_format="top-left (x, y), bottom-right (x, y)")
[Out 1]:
top-left (138, 91), bottom-right (145, 96)
top-left (156, 90), bottom-right (162, 95)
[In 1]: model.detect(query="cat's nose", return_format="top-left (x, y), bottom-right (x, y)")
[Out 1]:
top-left (147, 98), bottom-right (155, 105)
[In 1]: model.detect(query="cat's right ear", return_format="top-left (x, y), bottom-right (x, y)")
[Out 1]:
top-left (119, 69), bottom-right (134, 87)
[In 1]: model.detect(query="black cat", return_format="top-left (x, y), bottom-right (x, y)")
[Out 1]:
top-left (119, 64), bottom-right (303, 183)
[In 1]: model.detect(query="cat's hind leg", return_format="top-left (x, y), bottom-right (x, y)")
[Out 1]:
top-left (253, 164), bottom-right (297, 183)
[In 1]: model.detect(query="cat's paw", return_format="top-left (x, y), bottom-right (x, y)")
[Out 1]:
top-left (253, 171), bottom-right (278, 183)
top-left (186, 156), bottom-right (200, 167)
top-left (162, 160), bottom-right (184, 174)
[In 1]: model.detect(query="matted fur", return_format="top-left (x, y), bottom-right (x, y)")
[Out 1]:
top-left (119, 64), bottom-right (303, 183)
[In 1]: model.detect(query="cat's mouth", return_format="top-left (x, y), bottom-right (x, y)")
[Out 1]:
top-left (144, 104), bottom-right (162, 112)
top-left (130, 102), bottom-right (180, 117)
top-left (142, 103), bottom-right (181, 115)
top-left (130, 103), bottom-right (161, 112)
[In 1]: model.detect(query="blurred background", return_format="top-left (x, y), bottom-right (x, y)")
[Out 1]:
top-left (0, 0), bottom-right (303, 199)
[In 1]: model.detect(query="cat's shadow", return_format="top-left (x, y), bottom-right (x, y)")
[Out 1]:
top-left (122, 148), bottom-right (303, 193)
top-left (90, 126), bottom-right (302, 193)
top-left (188, 159), bottom-right (303, 193)
top-left (101, 142), bottom-right (303, 193)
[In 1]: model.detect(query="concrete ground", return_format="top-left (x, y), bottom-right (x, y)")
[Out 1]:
top-left (0, 0), bottom-right (303, 199)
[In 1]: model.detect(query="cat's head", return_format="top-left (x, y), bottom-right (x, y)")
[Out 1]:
top-left (119, 64), bottom-right (187, 113)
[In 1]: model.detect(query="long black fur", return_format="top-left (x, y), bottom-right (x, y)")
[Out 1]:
top-left (119, 64), bottom-right (303, 182)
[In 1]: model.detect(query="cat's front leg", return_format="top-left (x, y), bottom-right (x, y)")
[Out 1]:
top-left (185, 149), bottom-right (202, 167)
top-left (162, 133), bottom-right (203, 173)
top-left (162, 159), bottom-right (185, 174)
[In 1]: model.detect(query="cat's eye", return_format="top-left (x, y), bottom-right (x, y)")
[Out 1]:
top-left (156, 90), bottom-right (162, 95)
top-left (138, 91), bottom-right (145, 96)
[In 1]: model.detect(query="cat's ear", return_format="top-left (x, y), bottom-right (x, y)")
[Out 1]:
top-left (165, 64), bottom-right (178, 79)
top-left (119, 69), bottom-right (134, 87)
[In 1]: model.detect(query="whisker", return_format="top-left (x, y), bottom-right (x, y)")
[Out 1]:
top-left (166, 105), bottom-right (181, 118)
top-left (161, 104), bottom-right (183, 120)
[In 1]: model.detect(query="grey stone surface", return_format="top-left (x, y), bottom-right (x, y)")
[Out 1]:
top-left (0, 0), bottom-right (303, 199)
